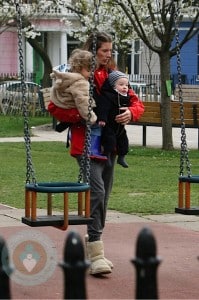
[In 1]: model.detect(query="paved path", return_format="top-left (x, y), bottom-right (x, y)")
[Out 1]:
top-left (0, 123), bottom-right (199, 149)
top-left (0, 204), bottom-right (199, 231)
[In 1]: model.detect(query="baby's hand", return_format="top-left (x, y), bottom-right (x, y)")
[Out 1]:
top-left (98, 121), bottom-right (106, 127)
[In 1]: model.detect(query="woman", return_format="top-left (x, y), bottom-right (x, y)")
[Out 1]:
top-left (49, 32), bottom-right (144, 275)
top-left (80, 32), bottom-right (144, 275)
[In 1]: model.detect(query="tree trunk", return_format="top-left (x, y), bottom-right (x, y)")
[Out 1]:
top-left (117, 50), bottom-right (128, 73)
top-left (159, 52), bottom-right (174, 150)
top-left (27, 37), bottom-right (52, 87)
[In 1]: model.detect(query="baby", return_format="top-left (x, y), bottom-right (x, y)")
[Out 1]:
top-left (97, 70), bottom-right (130, 168)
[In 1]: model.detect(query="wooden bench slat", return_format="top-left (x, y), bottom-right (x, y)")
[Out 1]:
top-left (138, 102), bottom-right (199, 125)
top-left (175, 85), bottom-right (199, 102)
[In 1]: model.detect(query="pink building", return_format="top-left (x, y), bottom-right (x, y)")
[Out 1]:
top-left (0, 5), bottom-right (79, 83)
top-left (0, 31), bottom-right (18, 74)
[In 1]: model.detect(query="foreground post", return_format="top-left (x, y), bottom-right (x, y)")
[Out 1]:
top-left (132, 227), bottom-right (161, 299)
top-left (0, 236), bottom-right (13, 299)
top-left (60, 231), bottom-right (90, 299)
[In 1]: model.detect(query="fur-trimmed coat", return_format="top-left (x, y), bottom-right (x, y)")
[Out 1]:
top-left (50, 70), bottom-right (97, 124)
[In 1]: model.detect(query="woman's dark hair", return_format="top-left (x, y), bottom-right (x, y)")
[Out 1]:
top-left (83, 32), bottom-right (116, 69)
top-left (83, 32), bottom-right (112, 53)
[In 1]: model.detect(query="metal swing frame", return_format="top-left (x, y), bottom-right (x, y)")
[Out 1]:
top-left (173, 1), bottom-right (199, 215)
top-left (15, 1), bottom-right (100, 229)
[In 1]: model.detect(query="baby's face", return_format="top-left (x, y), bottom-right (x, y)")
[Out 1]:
top-left (115, 78), bottom-right (129, 94)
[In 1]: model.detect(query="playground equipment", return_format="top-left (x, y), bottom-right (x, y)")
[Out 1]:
top-left (174, 1), bottom-right (199, 215)
top-left (15, 1), bottom-right (101, 229)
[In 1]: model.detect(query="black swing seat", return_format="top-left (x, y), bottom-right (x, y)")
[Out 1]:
top-left (22, 182), bottom-right (93, 230)
top-left (175, 175), bottom-right (199, 215)
top-left (22, 215), bottom-right (93, 227)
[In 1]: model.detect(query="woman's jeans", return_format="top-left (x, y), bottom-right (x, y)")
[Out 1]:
top-left (77, 154), bottom-right (116, 242)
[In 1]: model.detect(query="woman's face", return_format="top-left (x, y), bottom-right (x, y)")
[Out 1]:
top-left (96, 42), bottom-right (112, 67)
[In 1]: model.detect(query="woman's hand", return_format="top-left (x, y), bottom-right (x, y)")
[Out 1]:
top-left (115, 107), bottom-right (132, 125)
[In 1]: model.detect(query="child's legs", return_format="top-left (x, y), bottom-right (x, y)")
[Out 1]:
top-left (117, 129), bottom-right (129, 156)
top-left (48, 101), bottom-right (82, 123)
top-left (101, 126), bottom-right (117, 154)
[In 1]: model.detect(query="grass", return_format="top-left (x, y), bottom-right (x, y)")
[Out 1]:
top-left (1, 115), bottom-right (199, 215)
top-left (0, 115), bottom-right (52, 137)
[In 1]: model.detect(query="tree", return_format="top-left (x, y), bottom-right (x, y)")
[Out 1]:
top-left (107, 0), bottom-right (199, 150)
top-left (0, 1), bottom-right (17, 34)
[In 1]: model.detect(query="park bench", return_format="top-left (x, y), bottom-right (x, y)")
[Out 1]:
top-left (131, 99), bottom-right (199, 149)
top-left (131, 84), bottom-right (199, 148)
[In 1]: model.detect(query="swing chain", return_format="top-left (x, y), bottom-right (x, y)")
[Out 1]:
top-left (174, 1), bottom-right (191, 177)
top-left (93, 0), bottom-right (101, 24)
top-left (78, 0), bottom-right (101, 184)
top-left (16, 3), bottom-right (37, 184)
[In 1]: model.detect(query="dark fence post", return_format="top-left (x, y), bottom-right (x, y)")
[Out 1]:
top-left (132, 227), bottom-right (161, 299)
top-left (0, 236), bottom-right (13, 299)
top-left (60, 231), bottom-right (90, 300)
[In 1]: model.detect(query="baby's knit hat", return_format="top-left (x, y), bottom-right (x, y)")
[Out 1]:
top-left (108, 71), bottom-right (128, 88)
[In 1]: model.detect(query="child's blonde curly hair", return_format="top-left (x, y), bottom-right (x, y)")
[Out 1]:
top-left (69, 49), bottom-right (93, 73)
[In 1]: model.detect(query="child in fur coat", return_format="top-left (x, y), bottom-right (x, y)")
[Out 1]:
top-left (48, 49), bottom-right (97, 131)
top-left (48, 49), bottom-right (107, 161)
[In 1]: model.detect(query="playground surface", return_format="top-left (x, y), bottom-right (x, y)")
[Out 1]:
top-left (0, 205), bottom-right (199, 299)
top-left (0, 125), bottom-right (199, 299)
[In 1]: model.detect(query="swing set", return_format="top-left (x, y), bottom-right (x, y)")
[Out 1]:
top-left (173, 2), bottom-right (199, 215)
top-left (15, 1), bottom-right (101, 230)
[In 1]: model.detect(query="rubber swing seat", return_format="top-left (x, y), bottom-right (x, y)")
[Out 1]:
top-left (175, 175), bottom-right (199, 215)
top-left (178, 175), bottom-right (199, 183)
top-left (25, 181), bottom-right (90, 193)
top-left (22, 181), bottom-right (93, 230)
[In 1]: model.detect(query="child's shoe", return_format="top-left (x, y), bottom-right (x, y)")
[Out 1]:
top-left (55, 122), bottom-right (71, 132)
top-left (117, 155), bottom-right (129, 168)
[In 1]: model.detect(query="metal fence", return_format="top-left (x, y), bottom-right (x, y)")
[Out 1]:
top-left (129, 74), bottom-right (161, 102)
top-left (0, 73), bottom-right (198, 115)
top-left (0, 73), bottom-right (47, 116)
top-left (129, 74), bottom-right (198, 102)
top-left (0, 72), bottom-right (36, 82)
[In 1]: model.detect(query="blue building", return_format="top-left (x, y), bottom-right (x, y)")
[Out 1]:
top-left (170, 21), bottom-right (199, 86)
